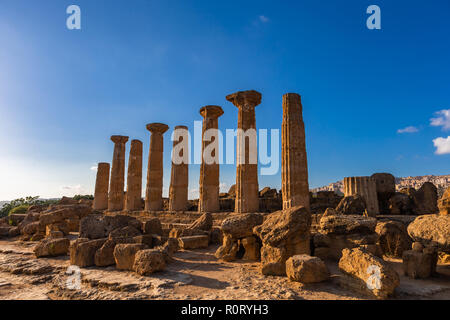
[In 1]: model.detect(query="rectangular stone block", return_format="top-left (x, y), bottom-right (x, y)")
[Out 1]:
top-left (178, 235), bottom-right (209, 250)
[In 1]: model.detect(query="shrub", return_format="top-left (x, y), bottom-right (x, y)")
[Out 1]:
top-left (9, 204), bottom-right (30, 215)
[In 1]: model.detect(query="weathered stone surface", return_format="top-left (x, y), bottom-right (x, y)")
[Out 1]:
top-left (281, 93), bottom-right (309, 210)
top-left (22, 221), bottom-right (44, 236)
top-left (79, 215), bottom-right (106, 239)
top-left (142, 218), bottom-right (163, 236)
top-left (402, 247), bottom-right (438, 279)
top-left (34, 238), bottom-right (70, 257)
top-left (339, 247), bottom-right (400, 299)
top-left (322, 207), bottom-right (339, 217)
top-left (375, 221), bottom-right (412, 257)
top-left (215, 234), bottom-right (238, 262)
top-left (319, 215), bottom-right (377, 235)
top-left (241, 236), bottom-right (260, 261)
top-left (335, 195), bottom-right (366, 215)
top-left (388, 193), bottom-right (414, 215)
top-left (93, 162), bottom-right (110, 210)
top-left (187, 212), bottom-right (213, 232)
top-left (226, 90), bottom-right (261, 213)
top-left (108, 135), bottom-right (129, 211)
top-left (254, 206), bottom-right (311, 275)
top-left (343, 177), bottom-right (379, 216)
top-left (113, 243), bottom-right (147, 270)
top-left (70, 238), bottom-right (107, 267)
top-left (371, 173), bottom-right (396, 215)
top-left (133, 249), bottom-right (166, 275)
top-left (125, 140), bottom-right (143, 211)
top-left (221, 213), bottom-right (263, 239)
top-left (286, 254), bottom-right (329, 283)
top-left (178, 235), bottom-right (209, 250)
top-left (109, 226), bottom-right (141, 239)
top-left (438, 186), bottom-right (450, 216)
top-left (94, 239), bottom-right (117, 267)
top-left (145, 123), bottom-right (169, 211)
top-left (407, 214), bottom-right (449, 252)
top-left (169, 126), bottom-right (189, 211)
top-left (227, 185), bottom-right (236, 198)
top-left (411, 182), bottom-right (439, 215)
top-left (259, 187), bottom-right (277, 198)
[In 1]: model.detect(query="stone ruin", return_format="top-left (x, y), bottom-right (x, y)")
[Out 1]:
top-left (0, 89), bottom-right (449, 300)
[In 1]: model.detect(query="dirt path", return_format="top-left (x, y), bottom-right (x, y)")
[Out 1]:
top-left (0, 239), bottom-right (449, 300)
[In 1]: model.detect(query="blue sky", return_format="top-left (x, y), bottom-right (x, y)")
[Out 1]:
top-left (0, 0), bottom-right (449, 200)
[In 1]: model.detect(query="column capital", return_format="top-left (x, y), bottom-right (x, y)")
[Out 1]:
top-left (111, 135), bottom-right (129, 144)
top-left (199, 105), bottom-right (224, 119)
top-left (226, 90), bottom-right (261, 110)
top-left (146, 123), bottom-right (169, 134)
top-left (174, 125), bottom-right (188, 130)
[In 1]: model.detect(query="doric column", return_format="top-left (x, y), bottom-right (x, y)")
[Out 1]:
top-left (226, 90), bottom-right (261, 213)
top-left (344, 176), bottom-right (379, 216)
top-left (145, 123), bottom-right (169, 211)
top-left (281, 93), bottom-right (310, 210)
top-left (198, 106), bottom-right (224, 212)
top-left (108, 135), bottom-right (129, 211)
top-left (93, 162), bottom-right (110, 210)
top-left (125, 139), bottom-right (143, 211)
top-left (168, 126), bottom-right (189, 211)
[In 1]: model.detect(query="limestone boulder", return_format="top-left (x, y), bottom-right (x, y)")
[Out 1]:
top-left (109, 226), bottom-right (141, 239)
top-left (70, 238), bottom-right (107, 267)
top-left (388, 193), bottom-right (414, 215)
top-left (375, 221), bottom-right (412, 258)
top-left (286, 254), bottom-right (329, 283)
top-left (94, 239), bottom-right (117, 267)
top-left (34, 238), bottom-right (70, 257)
top-left (322, 207), bottom-right (339, 217)
top-left (411, 182), bottom-right (438, 215)
top-left (254, 206), bottom-right (311, 276)
top-left (103, 215), bottom-right (141, 234)
top-left (319, 215), bottom-right (377, 235)
top-left (178, 235), bottom-right (209, 250)
top-left (142, 218), bottom-right (163, 236)
top-left (338, 247), bottom-right (400, 299)
top-left (187, 212), bottom-right (213, 232)
top-left (335, 195), bottom-right (366, 215)
top-left (113, 243), bottom-right (147, 270)
top-left (133, 249), bottom-right (166, 275)
top-left (221, 213), bottom-right (263, 239)
top-left (402, 247), bottom-right (438, 279)
top-left (371, 173), bottom-right (396, 215)
top-left (407, 214), bottom-right (450, 252)
top-left (79, 215), bottom-right (107, 239)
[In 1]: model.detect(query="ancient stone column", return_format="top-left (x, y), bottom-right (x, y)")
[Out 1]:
top-left (168, 126), bottom-right (189, 211)
top-left (226, 90), bottom-right (261, 213)
top-left (145, 123), bottom-right (169, 211)
top-left (108, 135), bottom-right (129, 211)
top-left (198, 106), bottom-right (224, 212)
top-left (344, 176), bottom-right (379, 216)
top-left (281, 93), bottom-right (310, 210)
top-left (93, 162), bottom-right (110, 210)
top-left (125, 139), bottom-right (143, 211)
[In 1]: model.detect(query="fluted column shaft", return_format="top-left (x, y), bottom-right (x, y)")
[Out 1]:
top-left (93, 162), bottom-right (110, 210)
top-left (169, 126), bottom-right (189, 211)
top-left (126, 139), bottom-right (143, 211)
top-left (198, 106), bottom-right (224, 212)
top-left (226, 90), bottom-right (261, 213)
top-left (281, 93), bottom-right (310, 210)
top-left (108, 135), bottom-right (129, 211)
top-left (344, 176), bottom-right (379, 216)
top-left (145, 123), bottom-right (169, 211)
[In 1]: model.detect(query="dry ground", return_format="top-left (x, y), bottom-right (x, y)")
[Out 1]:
top-left (0, 238), bottom-right (449, 300)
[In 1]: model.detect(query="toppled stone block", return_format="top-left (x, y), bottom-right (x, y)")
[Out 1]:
top-left (375, 221), bottom-right (412, 258)
top-left (407, 214), bottom-right (449, 252)
top-left (286, 254), bottom-right (329, 283)
top-left (70, 238), bottom-right (107, 267)
top-left (402, 247), bottom-right (438, 279)
top-left (34, 238), bottom-right (70, 257)
top-left (94, 239), bottom-right (117, 267)
top-left (133, 249), bottom-right (166, 275)
top-left (178, 235), bottom-right (209, 250)
top-left (439, 187), bottom-right (450, 216)
top-left (142, 218), bottom-right (163, 236)
top-left (113, 243), bottom-right (147, 270)
top-left (338, 247), bottom-right (400, 299)
top-left (254, 206), bottom-right (311, 276)
top-left (335, 195), bottom-right (366, 215)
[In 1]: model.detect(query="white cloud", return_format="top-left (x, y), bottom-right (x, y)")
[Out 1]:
top-left (259, 15), bottom-right (269, 23)
top-left (430, 109), bottom-right (450, 131)
top-left (433, 136), bottom-right (450, 155)
top-left (90, 165), bottom-right (98, 172)
top-left (397, 126), bottom-right (419, 134)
